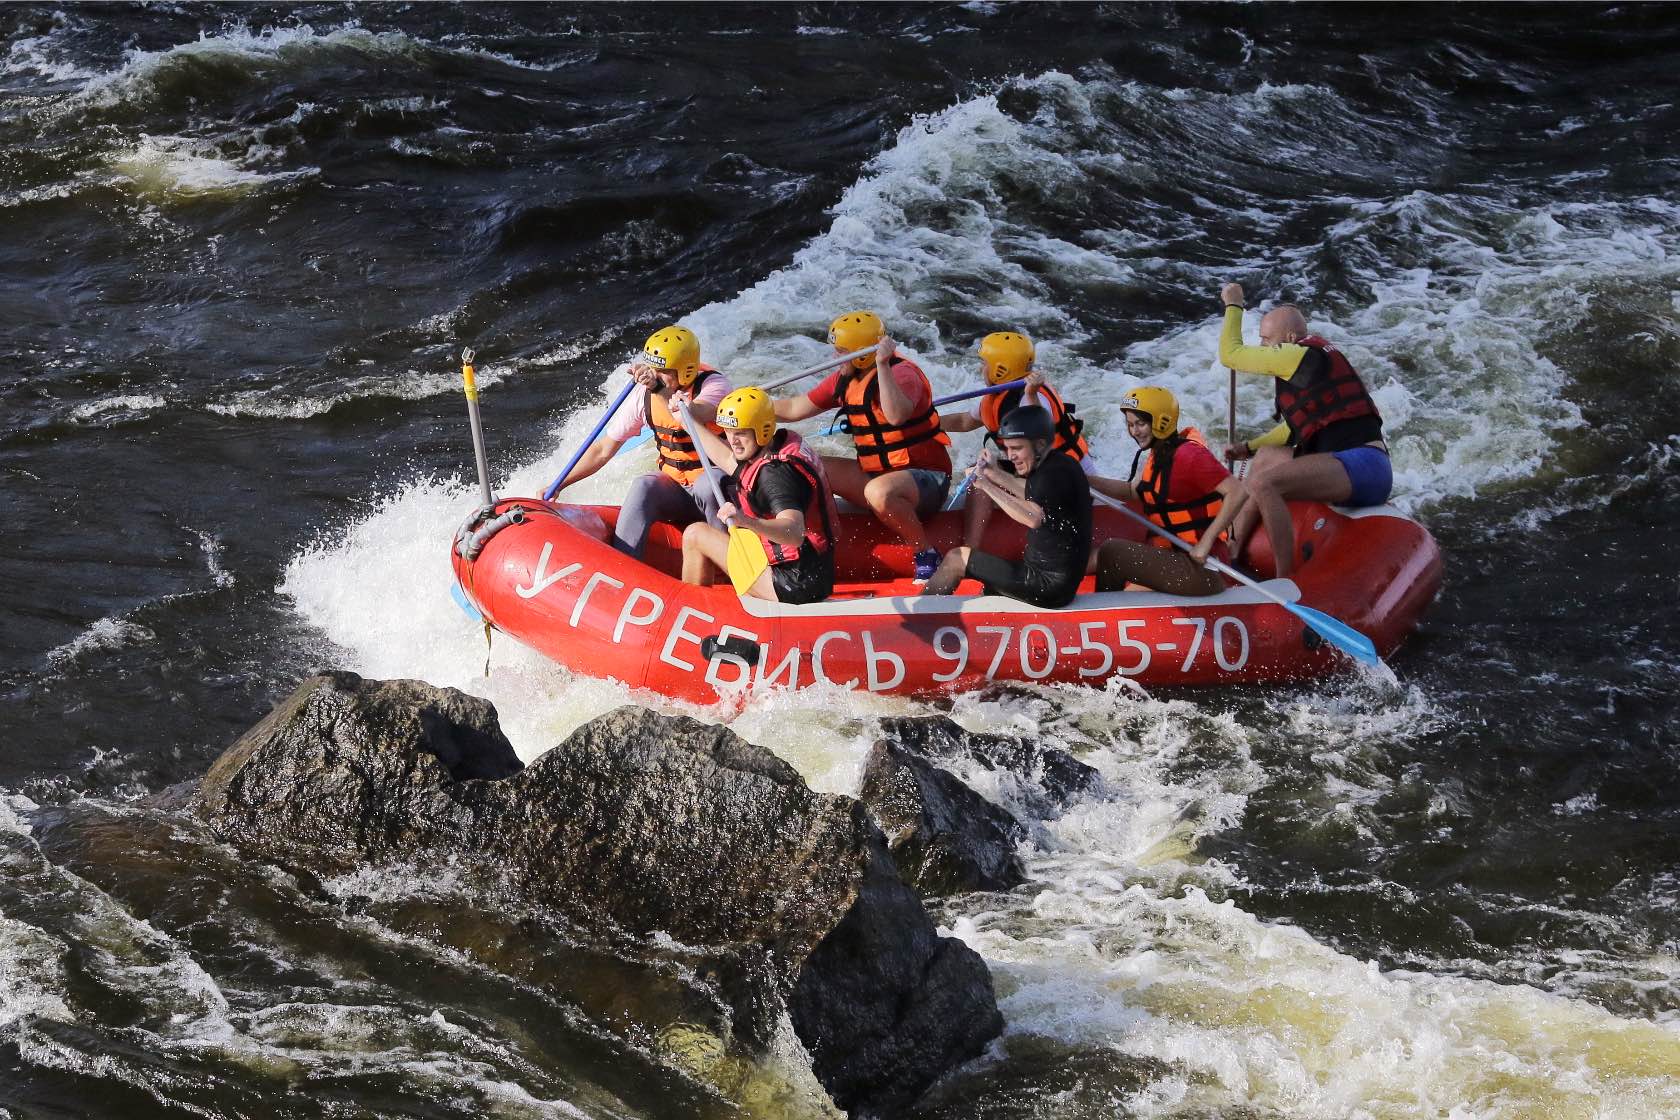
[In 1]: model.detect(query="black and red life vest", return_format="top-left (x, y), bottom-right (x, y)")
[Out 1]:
top-left (736, 429), bottom-right (839, 567)
top-left (835, 358), bottom-right (951, 475)
top-left (1130, 428), bottom-right (1224, 549)
top-left (645, 365), bottom-right (723, 486)
top-left (979, 381), bottom-right (1089, 461)
top-left (1274, 336), bottom-right (1381, 449)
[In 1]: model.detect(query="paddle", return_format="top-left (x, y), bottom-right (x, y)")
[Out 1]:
top-left (541, 376), bottom-right (639, 502)
top-left (943, 445), bottom-right (992, 512)
top-left (1089, 490), bottom-right (1381, 666)
top-left (673, 398), bottom-right (769, 597)
top-left (460, 348), bottom-right (493, 506)
top-left (619, 346), bottom-right (878, 452)
top-left (1226, 366), bottom-right (1249, 479)
top-left (821, 378), bottom-right (1027, 436)
top-left (452, 347), bottom-right (491, 624)
top-left (765, 345), bottom-right (879, 391)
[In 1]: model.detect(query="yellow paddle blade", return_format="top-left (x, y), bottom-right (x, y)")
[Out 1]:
top-left (725, 525), bottom-right (769, 597)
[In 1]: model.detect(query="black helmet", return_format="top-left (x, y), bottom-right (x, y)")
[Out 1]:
top-left (995, 404), bottom-right (1055, 444)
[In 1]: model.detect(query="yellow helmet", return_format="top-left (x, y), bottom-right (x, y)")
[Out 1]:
top-left (715, 386), bottom-right (776, 445)
top-left (978, 331), bottom-right (1034, 386)
top-left (640, 325), bottom-right (702, 387)
top-left (1120, 386), bottom-right (1179, 440)
top-left (828, 310), bottom-right (885, 368)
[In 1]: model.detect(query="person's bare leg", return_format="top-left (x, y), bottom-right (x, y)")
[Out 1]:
top-left (863, 471), bottom-right (929, 551)
top-left (820, 456), bottom-right (870, 507)
top-left (921, 546), bottom-right (971, 595)
top-left (1246, 453), bottom-right (1353, 578)
top-left (683, 522), bottom-right (780, 599)
top-left (1097, 540), bottom-right (1225, 595)
top-left (681, 522), bottom-right (731, 585)
top-left (1227, 446), bottom-right (1291, 562)
top-left (963, 488), bottom-right (995, 551)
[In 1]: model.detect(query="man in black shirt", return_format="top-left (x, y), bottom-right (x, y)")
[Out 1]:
top-left (920, 405), bottom-right (1092, 608)
top-left (680, 387), bottom-right (837, 604)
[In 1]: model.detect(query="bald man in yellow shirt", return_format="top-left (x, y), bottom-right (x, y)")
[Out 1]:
top-left (1217, 283), bottom-right (1391, 578)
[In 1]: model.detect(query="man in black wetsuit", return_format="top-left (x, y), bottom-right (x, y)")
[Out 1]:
top-left (919, 405), bottom-right (1092, 608)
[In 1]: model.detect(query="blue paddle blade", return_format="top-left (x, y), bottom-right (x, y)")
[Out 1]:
top-left (1289, 603), bottom-right (1380, 666)
top-left (622, 428), bottom-right (653, 451)
top-left (449, 581), bottom-right (483, 623)
top-left (943, 472), bottom-right (975, 512)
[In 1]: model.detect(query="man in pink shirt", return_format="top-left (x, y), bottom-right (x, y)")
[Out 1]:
top-left (552, 326), bottom-right (733, 559)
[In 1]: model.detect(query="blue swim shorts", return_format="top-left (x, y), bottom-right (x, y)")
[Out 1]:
top-left (1331, 446), bottom-right (1393, 507)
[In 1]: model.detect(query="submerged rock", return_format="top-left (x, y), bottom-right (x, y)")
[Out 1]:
top-left (857, 740), bottom-right (1025, 896)
top-left (874, 714), bottom-right (1101, 814)
top-left (192, 672), bottom-right (1001, 1117)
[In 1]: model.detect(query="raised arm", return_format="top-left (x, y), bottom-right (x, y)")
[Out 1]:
top-left (555, 435), bottom-right (626, 491)
top-left (1217, 283), bottom-right (1311, 381)
top-left (872, 337), bottom-right (920, 425)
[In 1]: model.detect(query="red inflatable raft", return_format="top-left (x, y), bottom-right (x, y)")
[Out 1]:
top-left (451, 497), bottom-right (1439, 703)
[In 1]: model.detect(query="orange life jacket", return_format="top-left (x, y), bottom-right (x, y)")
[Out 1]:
top-left (978, 380), bottom-right (1089, 460)
top-left (1129, 427), bottom-right (1224, 549)
top-left (735, 430), bottom-right (838, 566)
top-left (646, 366), bottom-right (723, 486)
top-left (1275, 336), bottom-right (1381, 448)
top-left (835, 358), bottom-right (950, 475)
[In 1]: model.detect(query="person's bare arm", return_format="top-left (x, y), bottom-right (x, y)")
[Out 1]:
top-left (719, 503), bottom-right (805, 547)
top-left (688, 420), bottom-right (739, 475)
top-left (774, 392), bottom-right (825, 422)
top-left (974, 466), bottom-right (1041, 529)
top-left (556, 436), bottom-right (626, 491)
top-left (1087, 474), bottom-right (1136, 503)
top-left (872, 337), bottom-right (919, 425)
top-left (1190, 476), bottom-right (1248, 565)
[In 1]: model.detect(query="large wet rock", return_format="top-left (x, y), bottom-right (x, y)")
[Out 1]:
top-left (192, 672), bottom-right (1001, 1117)
top-left (857, 740), bottom-right (1025, 896)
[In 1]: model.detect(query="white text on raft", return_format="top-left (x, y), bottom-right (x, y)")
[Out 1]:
top-left (513, 542), bottom-right (1251, 691)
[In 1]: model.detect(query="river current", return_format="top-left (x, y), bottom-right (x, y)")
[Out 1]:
top-left (3, 4), bottom-right (1679, 1117)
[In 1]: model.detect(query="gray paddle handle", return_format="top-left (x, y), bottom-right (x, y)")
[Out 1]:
top-left (673, 398), bottom-right (731, 517)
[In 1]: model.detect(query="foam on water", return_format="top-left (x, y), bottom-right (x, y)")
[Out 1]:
top-left (0, 799), bottom-right (608, 1117)
top-left (64, 23), bottom-right (431, 117)
top-left (45, 617), bottom-right (157, 669)
top-left (208, 363), bottom-right (507, 420)
top-left (110, 134), bottom-right (317, 202)
top-left (930, 683), bottom-right (1680, 1119)
top-left (69, 393), bottom-right (168, 423)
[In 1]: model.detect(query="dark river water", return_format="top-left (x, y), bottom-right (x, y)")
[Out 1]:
top-left (3, 3), bottom-right (1679, 1116)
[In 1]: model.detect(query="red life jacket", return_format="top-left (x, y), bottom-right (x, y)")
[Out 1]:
top-left (1274, 336), bottom-right (1381, 449)
top-left (836, 358), bottom-right (951, 475)
top-left (978, 380), bottom-right (1089, 460)
top-left (736, 429), bottom-right (839, 566)
top-left (646, 366), bottom-right (723, 486)
top-left (1130, 428), bottom-right (1224, 550)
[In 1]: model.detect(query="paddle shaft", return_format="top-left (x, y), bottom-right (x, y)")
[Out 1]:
top-left (1090, 489), bottom-right (1379, 664)
top-left (672, 398), bottom-right (730, 514)
top-left (542, 379), bottom-right (638, 501)
top-left (1227, 368), bottom-right (1237, 449)
top-left (823, 379), bottom-right (1026, 436)
top-left (460, 348), bottom-right (493, 507)
top-left (765, 346), bottom-right (878, 391)
top-left (1091, 489), bottom-right (1262, 595)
